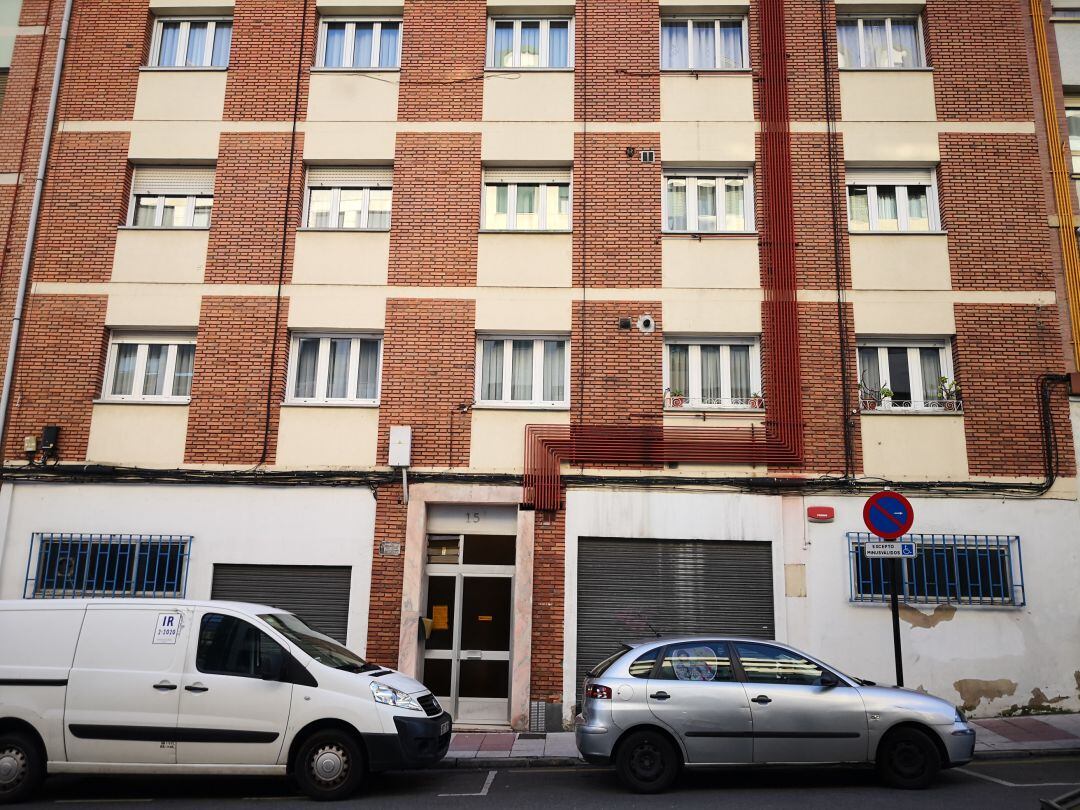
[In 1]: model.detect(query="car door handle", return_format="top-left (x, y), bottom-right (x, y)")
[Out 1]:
top-left (185, 684), bottom-right (209, 693)
top-left (650, 691), bottom-right (671, 700)
top-left (152, 681), bottom-right (177, 691)
top-left (751, 695), bottom-right (772, 705)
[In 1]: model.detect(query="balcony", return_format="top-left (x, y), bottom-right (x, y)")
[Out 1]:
top-left (857, 389), bottom-right (963, 414)
top-left (665, 393), bottom-right (766, 412)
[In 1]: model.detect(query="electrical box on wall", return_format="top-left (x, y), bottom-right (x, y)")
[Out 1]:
top-left (389, 426), bottom-right (412, 468)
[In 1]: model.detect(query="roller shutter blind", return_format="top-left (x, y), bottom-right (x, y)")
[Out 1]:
top-left (131, 167), bottom-right (216, 196)
top-left (307, 166), bottom-right (393, 188)
top-left (211, 564), bottom-right (351, 643)
top-left (483, 167), bottom-right (572, 184)
top-left (846, 168), bottom-right (934, 186)
top-left (576, 538), bottom-right (774, 700)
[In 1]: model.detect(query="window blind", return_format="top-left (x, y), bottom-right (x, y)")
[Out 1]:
top-left (483, 167), bottom-right (572, 184)
top-left (131, 167), bottom-right (216, 196)
top-left (307, 166), bottom-right (393, 188)
top-left (846, 168), bottom-right (934, 186)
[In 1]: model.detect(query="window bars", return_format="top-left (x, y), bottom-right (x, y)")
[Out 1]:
top-left (24, 533), bottom-right (192, 599)
top-left (847, 533), bottom-right (1024, 607)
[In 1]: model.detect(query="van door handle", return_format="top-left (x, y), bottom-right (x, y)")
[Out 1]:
top-left (751, 695), bottom-right (772, 705)
top-left (153, 681), bottom-right (177, 691)
top-left (650, 691), bottom-right (671, 700)
top-left (185, 684), bottom-right (209, 693)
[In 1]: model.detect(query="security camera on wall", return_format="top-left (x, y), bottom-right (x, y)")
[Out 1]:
top-left (637, 314), bottom-right (655, 334)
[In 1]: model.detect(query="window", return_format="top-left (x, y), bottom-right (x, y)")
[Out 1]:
top-left (1068, 108), bottom-right (1080, 198)
top-left (197, 614), bottom-right (286, 679)
top-left (656, 642), bottom-right (736, 682)
top-left (477, 336), bottom-right (569, 407)
top-left (848, 533), bottom-right (1025, 607)
top-left (664, 169), bottom-right (753, 233)
top-left (150, 18), bottom-right (232, 68)
top-left (25, 533), bottom-right (192, 598)
top-left (664, 338), bottom-right (762, 410)
top-left (317, 18), bottom-right (401, 69)
top-left (836, 16), bottom-right (924, 69)
top-left (857, 340), bottom-right (958, 411)
top-left (304, 167), bottom-right (392, 230)
top-left (482, 168), bottom-right (571, 231)
top-left (846, 169), bottom-right (939, 233)
top-left (629, 648), bottom-right (660, 678)
top-left (487, 18), bottom-right (572, 69)
top-left (287, 334), bottom-right (382, 404)
top-left (661, 18), bottom-right (747, 70)
top-left (129, 167), bottom-right (215, 229)
top-left (734, 642), bottom-right (829, 686)
top-left (103, 334), bottom-right (196, 402)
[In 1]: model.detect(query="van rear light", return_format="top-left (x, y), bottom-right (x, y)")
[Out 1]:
top-left (586, 684), bottom-right (612, 700)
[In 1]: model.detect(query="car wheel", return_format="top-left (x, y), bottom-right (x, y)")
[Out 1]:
top-left (293, 729), bottom-right (366, 802)
top-left (877, 727), bottom-right (942, 790)
top-left (615, 730), bottom-right (680, 794)
top-left (0, 732), bottom-right (45, 805)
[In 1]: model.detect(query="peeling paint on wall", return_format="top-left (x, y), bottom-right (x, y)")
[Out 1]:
top-left (1028, 687), bottom-right (1069, 708)
top-left (900, 603), bottom-right (957, 629)
top-left (954, 677), bottom-right (1018, 712)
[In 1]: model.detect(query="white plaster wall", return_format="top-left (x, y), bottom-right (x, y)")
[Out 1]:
top-left (0, 483), bottom-right (376, 653)
top-left (561, 488), bottom-right (1080, 723)
top-left (483, 72), bottom-right (573, 122)
top-left (307, 73), bottom-right (399, 122)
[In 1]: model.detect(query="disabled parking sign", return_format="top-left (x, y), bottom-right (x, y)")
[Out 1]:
top-left (862, 490), bottom-right (915, 540)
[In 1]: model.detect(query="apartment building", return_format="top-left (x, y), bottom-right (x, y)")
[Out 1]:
top-left (0, 0), bottom-right (1077, 730)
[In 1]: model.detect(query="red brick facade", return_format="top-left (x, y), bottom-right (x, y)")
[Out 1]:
top-left (530, 511), bottom-right (566, 703)
top-left (183, 296), bottom-right (289, 465)
top-left (376, 298), bottom-right (476, 469)
top-left (788, 133), bottom-right (850, 290)
top-left (366, 485), bottom-right (408, 666)
top-left (782, 0), bottom-right (840, 122)
top-left (574, 0), bottom-right (659, 122)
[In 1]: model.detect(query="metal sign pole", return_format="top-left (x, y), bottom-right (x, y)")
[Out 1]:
top-left (890, 557), bottom-right (904, 687)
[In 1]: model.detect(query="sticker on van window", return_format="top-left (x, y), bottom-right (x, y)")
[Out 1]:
top-left (153, 612), bottom-right (182, 644)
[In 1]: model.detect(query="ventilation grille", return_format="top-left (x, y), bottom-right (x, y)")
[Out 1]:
top-left (640, 150), bottom-right (656, 164)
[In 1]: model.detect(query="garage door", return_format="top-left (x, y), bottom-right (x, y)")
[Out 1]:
top-left (211, 564), bottom-right (351, 643)
top-left (576, 538), bottom-right (774, 696)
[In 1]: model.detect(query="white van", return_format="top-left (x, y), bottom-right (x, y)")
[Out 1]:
top-left (0, 599), bottom-right (451, 803)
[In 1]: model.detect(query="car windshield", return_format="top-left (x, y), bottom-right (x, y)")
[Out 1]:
top-left (260, 613), bottom-right (380, 673)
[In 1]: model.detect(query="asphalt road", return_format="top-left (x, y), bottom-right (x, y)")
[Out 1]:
top-left (21, 756), bottom-right (1080, 808)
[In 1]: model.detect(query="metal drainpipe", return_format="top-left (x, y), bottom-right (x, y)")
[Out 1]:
top-left (0, 0), bottom-right (75, 458)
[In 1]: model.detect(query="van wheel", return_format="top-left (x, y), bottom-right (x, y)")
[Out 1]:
top-left (0, 732), bottom-right (44, 804)
top-left (293, 730), bottom-right (366, 801)
top-left (877, 727), bottom-right (941, 789)
top-left (615, 730), bottom-right (680, 794)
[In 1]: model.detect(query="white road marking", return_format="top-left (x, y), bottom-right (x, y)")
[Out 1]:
top-left (438, 769), bottom-right (497, 797)
top-left (55, 800), bottom-right (152, 805)
top-left (958, 768), bottom-right (1080, 788)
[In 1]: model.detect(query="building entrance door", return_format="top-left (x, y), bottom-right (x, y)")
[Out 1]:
top-left (421, 534), bottom-right (515, 725)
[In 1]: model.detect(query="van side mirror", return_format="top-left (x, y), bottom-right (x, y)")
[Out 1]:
top-left (819, 672), bottom-right (840, 689)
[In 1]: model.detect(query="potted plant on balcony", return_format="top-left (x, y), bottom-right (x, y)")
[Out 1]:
top-left (861, 384), bottom-right (892, 411)
top-left (938, 376), bottom-right (961, 411)
top-left (667, 388), bottom-right (686, 408)
top-left (748, 392), bottom-right (764, 409)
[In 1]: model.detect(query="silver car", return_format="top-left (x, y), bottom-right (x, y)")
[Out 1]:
top-left (575, 636), bottom-right (975, 793)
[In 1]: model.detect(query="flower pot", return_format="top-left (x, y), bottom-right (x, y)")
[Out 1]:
top-left (749, 397), bottom-right (763, 409)
top-left (670, 395), bottom-right (685, 408)
top-left (863, 399), bottom-right (878, 411)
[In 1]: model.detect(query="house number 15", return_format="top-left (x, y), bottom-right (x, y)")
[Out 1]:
top-left (465, 511), bottom-right (481, 523)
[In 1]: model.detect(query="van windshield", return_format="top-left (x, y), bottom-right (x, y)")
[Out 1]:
top-left (260, 613), bottom-right (380, 673)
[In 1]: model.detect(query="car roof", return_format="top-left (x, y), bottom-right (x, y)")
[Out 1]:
top-left (0, 598), bottom-right (286, 615)
top-left (622, 635), bottom-right (795, 648)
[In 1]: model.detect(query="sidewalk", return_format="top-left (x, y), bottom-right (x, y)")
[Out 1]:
top-left (438, 715), bottom-right (1080, 769)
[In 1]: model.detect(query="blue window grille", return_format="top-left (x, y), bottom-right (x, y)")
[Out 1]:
top-left (847, 533), bottom-right (1025, 607)
top-left (24, 533), bottom-right (192, 599)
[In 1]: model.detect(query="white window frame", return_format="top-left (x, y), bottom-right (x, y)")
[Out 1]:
top-left (845, 170), bottom-right (941, 233)
top-left (285, 334), bottom-right (383, 405)
top-left (837, 15), bottom-right (926, 70)
top-left (856, 339), bottom-right (955, 412)
top-left (486, 17), bottom-right (575, 70)
top-left (302, 186), bottom-right (392, 230)
top-left (315, 18), bottom-right (403, 69)
top-left (101, 334), bottom-right (196, 403)
top-left (663, 336), bottom-right (763, 411)
top-left (474, 336), bottom-right (570, 409)
top-left (148, 17), bottom-right (232, 69)
top-left (660, 17), bottom-right (750, 71)
top-left (662, 168), bottom-right (755, 234)
top-left (128, 193), bottom-right (213, 229)
top-left (480, 180), bottom-right (572, 232)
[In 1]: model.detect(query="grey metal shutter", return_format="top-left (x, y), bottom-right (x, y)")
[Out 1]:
top-left (576, 538), bottom-right (774, 699)
top-left (211, 564), bottom-right (351, 643)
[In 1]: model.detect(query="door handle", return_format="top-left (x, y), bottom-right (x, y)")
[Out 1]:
top-left (751, 695), bottom-right (772, 705)
top-left (650, 691), bottom-right (671, 700)
top-left (153, 681), bottom-right (177, 691)
top-left (185, 684), bottom-right (209, 693)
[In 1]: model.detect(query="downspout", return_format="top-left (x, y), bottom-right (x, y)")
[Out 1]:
top-left (0, 0), bottom-right (75, 458)
top-left (1031, 0), bottom-right (1080, 367)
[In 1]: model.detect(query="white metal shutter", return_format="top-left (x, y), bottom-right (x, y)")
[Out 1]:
top-left (211, 564), bottom-right (351, 643)
top-left (576, 538), bottom-right (775, 702)
top-left (846, 168), bottom-right (934, 186)
top-left (483, 167), bottom-right (572, 184)
top-left (306, 166), bottom-right (393, 188)
top-left (131, 167), bottom-right (216, 195)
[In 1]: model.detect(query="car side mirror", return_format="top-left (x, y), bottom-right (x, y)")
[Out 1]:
top-left (819, 672), bottom-right (840, 689)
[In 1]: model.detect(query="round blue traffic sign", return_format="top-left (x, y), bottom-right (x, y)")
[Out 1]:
top-left (862, 491), bottom-right (914, 540)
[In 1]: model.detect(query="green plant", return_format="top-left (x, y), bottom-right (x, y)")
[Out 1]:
top-left (938, 376), bottom-right (960, 400)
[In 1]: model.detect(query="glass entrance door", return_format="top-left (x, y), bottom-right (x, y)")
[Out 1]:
top-left (421, 534), bottom-right (515, 725)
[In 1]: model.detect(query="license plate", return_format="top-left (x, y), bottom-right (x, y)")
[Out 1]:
top-left (440, 720), bottom-right (450, 735)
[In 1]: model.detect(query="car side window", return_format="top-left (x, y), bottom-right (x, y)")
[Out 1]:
top-left (655, 642), bottom-right (735, 682)
top-left (629, 648), bottom-right (659, 678)
top-left (733, 641), bottom-right (827, 686)
top-left (197, 613), bottom-right (285, 679)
